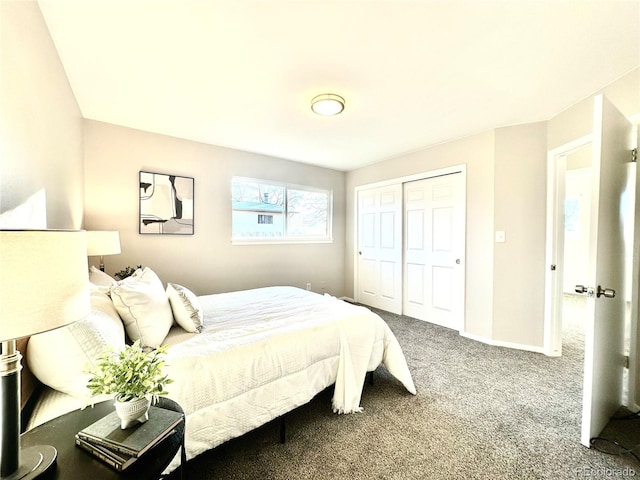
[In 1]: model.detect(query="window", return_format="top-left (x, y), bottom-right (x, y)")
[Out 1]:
top-left (258, 214), bottom-right (273, 225)
top-left (232, 177), bottom-right (332, 243)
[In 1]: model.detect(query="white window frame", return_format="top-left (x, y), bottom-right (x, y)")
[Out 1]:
top-left (232, 176), bottom-right (333, 245)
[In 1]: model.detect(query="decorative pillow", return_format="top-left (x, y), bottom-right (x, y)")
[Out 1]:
top-left (110, 267), bottom-right (173, 348)
top-left (27, 285), bottom-right (126, 399)
top-left (167, 283), bottom-right (203, 333)
top-left (89, 265), bottom-right (117, 289)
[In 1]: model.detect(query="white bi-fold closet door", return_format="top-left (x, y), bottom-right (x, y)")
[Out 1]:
top-left (356, 168), bottom-right (465, 331)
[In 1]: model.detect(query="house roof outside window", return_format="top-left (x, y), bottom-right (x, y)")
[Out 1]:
top-left (232, 201), bottom-right (284, 214)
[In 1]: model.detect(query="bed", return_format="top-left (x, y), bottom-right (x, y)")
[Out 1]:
top-left (24, 267), bottom-right (416, 473)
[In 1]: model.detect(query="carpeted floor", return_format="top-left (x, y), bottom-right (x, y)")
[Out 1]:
top-left (168, 305), bottom-right (640, 480)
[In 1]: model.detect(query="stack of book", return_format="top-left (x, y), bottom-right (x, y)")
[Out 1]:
top-left (75, 406), bottom-right (184, 472)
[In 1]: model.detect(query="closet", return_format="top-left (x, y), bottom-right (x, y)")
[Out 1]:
top-left (355, 166), bottom-right (466, 331)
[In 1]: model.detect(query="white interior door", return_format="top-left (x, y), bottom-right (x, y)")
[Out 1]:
top-left (356, 184), bottom-right (402, 314)
top-left (580, 94), bottom-right (633, 446)
top-left (403, 173), bottom-right (465, 330)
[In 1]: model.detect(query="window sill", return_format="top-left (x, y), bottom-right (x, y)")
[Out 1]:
top-left (232, 238), bottom-right (333, 246)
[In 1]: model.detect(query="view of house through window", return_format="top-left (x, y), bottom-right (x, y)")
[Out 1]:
top-left (232, 177), bottom-right (332, 242)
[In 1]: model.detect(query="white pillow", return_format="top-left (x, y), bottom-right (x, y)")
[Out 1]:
top-left (167, 283), bottom-right (203, 333)
top-left (110, 267), bottom-right (173, 348)
top-left (27, 285), bottom-right (126, 399)
top-left (89, 265), bottom-right (117, 289)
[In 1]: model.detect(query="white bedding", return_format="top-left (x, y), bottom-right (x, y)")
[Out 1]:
top-left (28, 286), bottom-right (416, 473)
top-left (161, 286), bottom-right (416, 471)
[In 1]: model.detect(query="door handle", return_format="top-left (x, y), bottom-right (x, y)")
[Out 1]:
top-left (575, 284), bottom-right (615, 299)
top-left (596, 286), bottom-right (615, 298)
top-left (575, 285), bottom-right (596, 298)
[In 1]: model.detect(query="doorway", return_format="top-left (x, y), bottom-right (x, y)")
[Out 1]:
top-left (561, 145), bottom-right (592, 354)
top-left (544, 94), bottom-right (633, 447)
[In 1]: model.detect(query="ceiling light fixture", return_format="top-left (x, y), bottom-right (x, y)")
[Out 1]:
top-left (311, 93), bottom-right (345, 116)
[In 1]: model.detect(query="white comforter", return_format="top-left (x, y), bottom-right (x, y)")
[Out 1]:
top-left (162, 286), bottom-right (416, 470)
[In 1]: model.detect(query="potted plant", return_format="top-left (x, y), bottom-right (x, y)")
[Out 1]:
top-left (86, 341), bottom-right (173, 429)
top-left (115, 265), bottom-right (143, 280)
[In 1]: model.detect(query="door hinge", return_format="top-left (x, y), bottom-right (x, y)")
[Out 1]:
top-left (632, 148), bottom-right (637, 163)
top-left (625, 355), bottom-right (630, 369)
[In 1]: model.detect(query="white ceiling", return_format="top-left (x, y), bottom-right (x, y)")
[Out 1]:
top-left (38, 0), bottom-right (639, 171)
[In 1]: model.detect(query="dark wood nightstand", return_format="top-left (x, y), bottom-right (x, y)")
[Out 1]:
top-left (21, 397), bottom-right (186, 480)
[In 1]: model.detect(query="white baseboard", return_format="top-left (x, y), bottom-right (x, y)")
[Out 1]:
top-left (460, 331), bottom-right (546, 355)
top-left (339, 296), bottom-right (356, 303)
top-left (353, 304), bottom-right (548, 355)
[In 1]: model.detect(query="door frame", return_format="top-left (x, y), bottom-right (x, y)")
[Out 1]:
top-left (353, 164), bottom-right (466, 327)
top-left (543, 134), bottom-right (592, 357)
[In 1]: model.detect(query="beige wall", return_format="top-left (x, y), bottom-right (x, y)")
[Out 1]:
top-left (492, 122), bottom-right (548, 346)
top-left (548, 68), bottom-right (639, 150)
top-left (0, 1), bottom-right (84, 228)
top-left (345, 131), bottom-right (496, 339)
top-left (83, 121), bottom-right (346, 296)
top-left (547, 97), bottom-right (594, 151)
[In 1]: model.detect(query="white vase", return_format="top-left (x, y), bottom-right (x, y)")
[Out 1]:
top-left (114, 394), bottom-right (151, 429)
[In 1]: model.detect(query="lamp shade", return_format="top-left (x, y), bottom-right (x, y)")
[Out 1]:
top-left (86, 230), bottom-right (121, 256)
top-left (0, 230), bottom-right (90, 342)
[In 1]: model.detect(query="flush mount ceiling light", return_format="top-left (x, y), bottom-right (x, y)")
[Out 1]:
top-left (311, 93), bottom-right (345, 116)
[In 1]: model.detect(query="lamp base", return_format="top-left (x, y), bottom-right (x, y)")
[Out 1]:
top-left (1, 445), bottom-right (56, 480)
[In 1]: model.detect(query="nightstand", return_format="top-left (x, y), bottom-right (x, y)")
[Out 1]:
top-left (21, 397), bottom-right (186, 480)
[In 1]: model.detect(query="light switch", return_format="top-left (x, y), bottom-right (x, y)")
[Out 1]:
top-left (495, 231), bottom-right (506, 243)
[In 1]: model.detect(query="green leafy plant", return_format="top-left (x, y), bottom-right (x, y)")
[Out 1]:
top-left (115, 265), bottom-right (143, 280)
top-left (86, 341), bottom-right (173, 403)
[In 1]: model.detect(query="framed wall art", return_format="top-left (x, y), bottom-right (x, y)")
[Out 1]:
top-left (139, 171), bottom-right (194, 235)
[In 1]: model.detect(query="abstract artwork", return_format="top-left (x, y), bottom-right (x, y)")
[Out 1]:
top-left (139, 171), bottom-right (194, 235)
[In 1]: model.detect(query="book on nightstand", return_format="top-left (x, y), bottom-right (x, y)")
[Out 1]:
top-left (75, 405), bottom-right (183, 469)
top-left (75, 436), bottom-right (138, 471)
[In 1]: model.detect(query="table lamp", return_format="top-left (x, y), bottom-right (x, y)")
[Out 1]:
top-left (86, 230), bottom-right (121, 272)
top-left (0, 230), bottom-right (90, 479)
